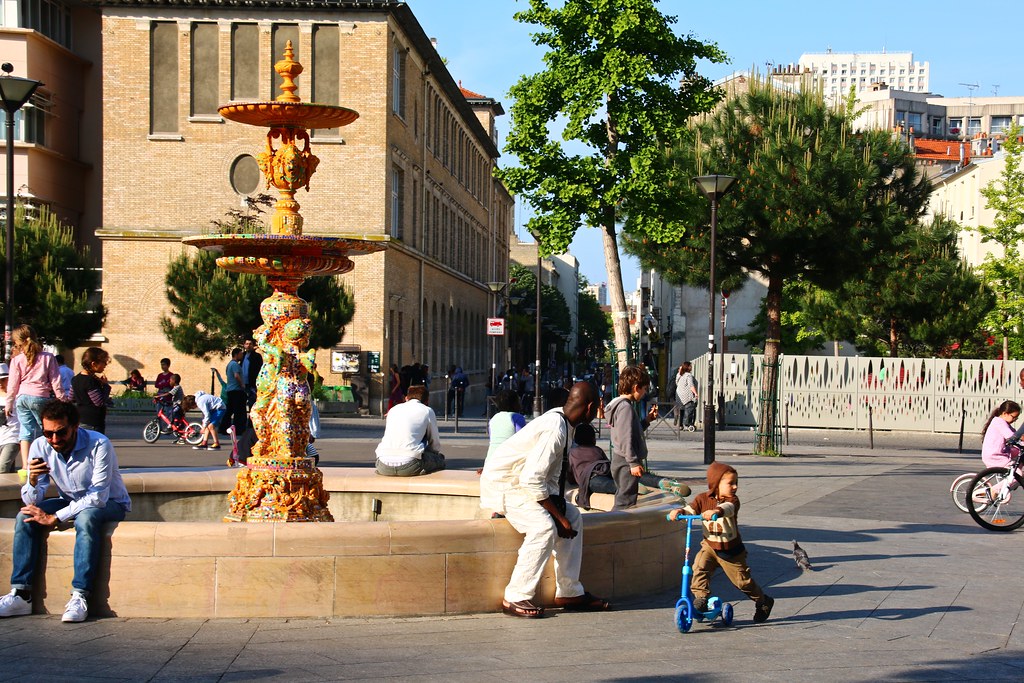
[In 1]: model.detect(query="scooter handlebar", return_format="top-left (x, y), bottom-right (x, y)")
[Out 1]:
top-left (666, 513), bottom-right (718, 522)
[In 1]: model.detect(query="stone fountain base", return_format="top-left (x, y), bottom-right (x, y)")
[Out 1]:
top-left (0, 468), bottom-right (684, 619)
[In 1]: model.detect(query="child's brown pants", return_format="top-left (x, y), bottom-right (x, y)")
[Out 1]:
top-left (691, 542), bottom-right (766, 602)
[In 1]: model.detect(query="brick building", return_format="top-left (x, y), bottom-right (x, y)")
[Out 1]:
top-left (82, 0), bottom-right (512, 410)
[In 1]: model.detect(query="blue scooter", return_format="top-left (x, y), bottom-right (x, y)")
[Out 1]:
top-left (666, 513), bottom-right (733, 632)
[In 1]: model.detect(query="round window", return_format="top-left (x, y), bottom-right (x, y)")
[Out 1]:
top-left (230, 154), bottom-right (261, 195)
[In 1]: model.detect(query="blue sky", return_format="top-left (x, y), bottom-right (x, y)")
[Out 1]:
top-left (406, 0), bottom-right (1020, 289)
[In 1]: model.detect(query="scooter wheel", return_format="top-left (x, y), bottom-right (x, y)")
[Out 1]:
top-left (721, 602), bottom-right (734, 626)
top-left (674, 602), bottom-right (693, 633)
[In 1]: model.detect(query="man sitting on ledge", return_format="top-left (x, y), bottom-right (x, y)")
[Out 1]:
top-left (0, 400), bottom-right (131, 623)
top-left (375, 384), bottom-right (446, 476)
top-left (480, 381), bottom-right (610, 618)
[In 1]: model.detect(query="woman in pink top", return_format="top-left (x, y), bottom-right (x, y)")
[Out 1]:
top-left (4, 324), bottom-right (67, 468)
top-left (981, 400), bottom-right (1021, 469)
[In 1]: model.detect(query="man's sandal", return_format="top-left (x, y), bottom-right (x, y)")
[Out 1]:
top-left (553, 592), bottom-right (611, 611)
top-left (501, 599), bottom-right (545, 618)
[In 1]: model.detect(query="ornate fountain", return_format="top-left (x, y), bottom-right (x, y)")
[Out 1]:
top-left (184, 42), bottom-right (385, 522)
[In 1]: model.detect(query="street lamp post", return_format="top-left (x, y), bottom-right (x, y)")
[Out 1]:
top-left (533, 253), bottom-right (543, 417)
top-left (718, 290), bottom-right (729, 431)
top-left (693, 174), bottom-right (736, 465)
top-left (0, 64), bottom-right (41, 363)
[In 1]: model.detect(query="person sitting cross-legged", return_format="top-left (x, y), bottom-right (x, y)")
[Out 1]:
top-left (569, 423), bottom-right (689, 510)
top-left (0, 400), bottom-right (131, 623)
top-left (374, 384), bottom-right (446, 476)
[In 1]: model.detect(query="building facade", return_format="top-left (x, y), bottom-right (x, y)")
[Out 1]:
top-left (0, 0), bottom-right (103, 244)
top-left (794, 50), bottom-right (929, 100)
top-left (84, 0), bottom-right (512, 410)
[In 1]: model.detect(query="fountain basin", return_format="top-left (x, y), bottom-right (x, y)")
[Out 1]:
top-left (0, 468), bottom-right (684, 619)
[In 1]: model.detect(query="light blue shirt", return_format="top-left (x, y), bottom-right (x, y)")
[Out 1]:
top-left (21, 428), bottom-right (131, 523)
top-left (225, 359), bottom-right (243, 392)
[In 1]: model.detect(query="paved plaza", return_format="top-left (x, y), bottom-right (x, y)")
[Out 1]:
top-left (1, 415), bottom-right (1023, 682)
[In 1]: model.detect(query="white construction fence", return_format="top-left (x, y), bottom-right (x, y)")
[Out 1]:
top-left (690, 353), bottom-right (1024, 434)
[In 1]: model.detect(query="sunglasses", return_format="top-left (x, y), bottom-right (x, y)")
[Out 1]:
top-left (43, 426), bottom-right (71, 439)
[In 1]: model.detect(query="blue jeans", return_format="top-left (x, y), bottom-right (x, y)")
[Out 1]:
top-left (15, 394), bottom-right (49, 442)
top-left (11, 498), bottom-right (127, 596)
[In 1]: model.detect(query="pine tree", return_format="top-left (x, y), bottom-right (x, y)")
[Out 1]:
top-left (797, 217), bottom-right (993, 357)
top-left (160, 202), bottom-right (355, 360)
top-left (624, 74), bottom-right (929, 453)
top-left (0, 204), bottom-right (105, 349)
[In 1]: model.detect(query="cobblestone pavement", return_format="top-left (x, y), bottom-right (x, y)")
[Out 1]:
top-left (1, 415), bottom-right (1021, 681)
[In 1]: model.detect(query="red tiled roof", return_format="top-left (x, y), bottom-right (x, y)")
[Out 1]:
top-left (914, 138), bottom-right (970, 163)
top-left (458, 81), bottom-right (488, 99)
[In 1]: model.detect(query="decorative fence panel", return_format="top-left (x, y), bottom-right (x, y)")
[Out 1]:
top-left (692, 353), bottom-right (1024, 434)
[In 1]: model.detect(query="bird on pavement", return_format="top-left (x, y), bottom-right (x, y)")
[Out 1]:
top-left (793, 540), bottom-right (812, 572)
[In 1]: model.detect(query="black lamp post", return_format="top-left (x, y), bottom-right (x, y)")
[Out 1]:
top-left (533, 253), bottom-right (543, 417)
top-left (0, 64), bottom-right (42, 363)
top-left (486, 281), bottom-right (506, 416)
top-left (693, 174), bottom-right (735, 465)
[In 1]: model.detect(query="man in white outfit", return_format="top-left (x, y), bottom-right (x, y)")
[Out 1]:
top-left (480, 381), bottom-right (610, 618)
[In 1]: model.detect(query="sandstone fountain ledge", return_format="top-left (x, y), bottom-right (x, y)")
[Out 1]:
top-left (0, 468), bottom-right (685, 619)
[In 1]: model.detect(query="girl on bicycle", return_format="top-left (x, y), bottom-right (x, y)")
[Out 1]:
top-left (981, 400), bottom-right (1022, 469)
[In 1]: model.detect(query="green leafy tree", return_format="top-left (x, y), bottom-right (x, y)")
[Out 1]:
top-left (977, 121), bottom-right (1024, 359)
top-left (624, 74), bottom-right (929, 453)
top-left (495, 0), bottom-right (726, 369)
top-left (161, 203), bottom-right (355, 360)
top-left (0, 204), bottom-right (105, 349)
top-left (577, 277), bottom-right (612, 362)
top-left (507, 263), bottom-right (571, 371)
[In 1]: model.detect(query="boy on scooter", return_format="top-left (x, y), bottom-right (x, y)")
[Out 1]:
top-left (668, 462), bottom-right (775, 623)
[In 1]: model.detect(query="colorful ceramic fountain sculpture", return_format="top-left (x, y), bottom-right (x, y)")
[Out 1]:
top-left (184, 42), bottom-right (385, 522)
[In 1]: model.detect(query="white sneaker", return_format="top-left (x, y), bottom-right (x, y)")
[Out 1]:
top-left (0, 589), bottom-right (31, 617)
top-left (61, 593), bottom-right (88, 623)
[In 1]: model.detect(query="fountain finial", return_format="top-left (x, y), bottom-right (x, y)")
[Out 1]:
top-left (274, 41), bottom-right (303, 103)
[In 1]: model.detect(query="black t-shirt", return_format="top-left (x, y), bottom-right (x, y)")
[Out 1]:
top-left (72, 373), bottom-right (109, 433)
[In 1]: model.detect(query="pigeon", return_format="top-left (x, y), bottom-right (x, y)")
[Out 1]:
top-left (792, 540), bottom-right (812, 572)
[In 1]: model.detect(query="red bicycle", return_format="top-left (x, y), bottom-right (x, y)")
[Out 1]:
top-left (142, 400), bottom-right (203, 445)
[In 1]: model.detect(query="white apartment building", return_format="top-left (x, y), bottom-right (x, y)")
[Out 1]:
top-left (795, 50), bottom-right (929, 100)
top-left (584, 282), bottom-right (607, 306)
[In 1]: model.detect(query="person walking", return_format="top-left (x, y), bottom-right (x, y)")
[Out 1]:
top-left (674, 361), bottom-right (698, 431)
top-left (5, 324), bottom-right (67, 470)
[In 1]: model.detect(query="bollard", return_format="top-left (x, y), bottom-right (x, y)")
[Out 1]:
top-left (958, 400), bottom-right (966, 454)
top-left (782, 401), bottom-right (790, 448)
top-left (868, 405), bottom-right (874, 449)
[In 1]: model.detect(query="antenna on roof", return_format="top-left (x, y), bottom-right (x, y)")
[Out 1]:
top-left (992, 84), bottom-right (1000, 96)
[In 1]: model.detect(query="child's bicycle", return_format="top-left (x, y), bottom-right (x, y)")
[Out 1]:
top-left (142, 399), bottom-right (203, 445)
top-left (964, 424), bottom-right (1024, 532)
top-left (666, 513), bottom-right (734, 632)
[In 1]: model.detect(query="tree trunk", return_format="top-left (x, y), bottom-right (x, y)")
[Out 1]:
top-left (602, 94), bottom-right (631, 369)
top-left (756, 275), bottom-right (783, 454)
top-left (889, 317), bottom-right (898, 357)
top-left (602, 208), bottom-right (631, 369)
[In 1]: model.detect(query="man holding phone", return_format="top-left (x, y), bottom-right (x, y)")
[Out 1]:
top-left (0, 400), bottom-right (131, 623)
top-left (479, 381), bottom-right (610, 618)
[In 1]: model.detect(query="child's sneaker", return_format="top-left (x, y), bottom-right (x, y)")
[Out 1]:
top-left (173, 439), bottom-right (187, 445)
top-left (658, 479), bottom-right (691, 498)
top-left (753, 595), bottom-right (774, 623)
top-left (691, 596), bottom-right (708, 613)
